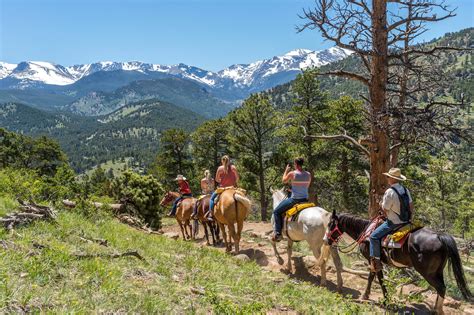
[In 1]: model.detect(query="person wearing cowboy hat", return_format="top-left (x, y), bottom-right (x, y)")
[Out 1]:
top-left (167, 174), bottom-right (193, 217)
top-left (369, 168), bottom-right (414, 272)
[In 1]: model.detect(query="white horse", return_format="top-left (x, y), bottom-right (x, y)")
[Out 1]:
top-left (270, 188), bottom-right (343, 290)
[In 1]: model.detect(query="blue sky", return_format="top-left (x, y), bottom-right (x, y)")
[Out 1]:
top-left (1, 0), bottom-right (473, 71)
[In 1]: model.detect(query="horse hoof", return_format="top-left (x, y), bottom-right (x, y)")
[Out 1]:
top-left (277, 257), bottom-right (284, 265)
top-left (360, 295), bottom-right (369, 301)
top-left (320, 281), bottom-right (327, 287)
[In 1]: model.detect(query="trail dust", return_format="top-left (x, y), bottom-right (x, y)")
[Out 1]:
top-left (162, 220), bottom-right (473, 314)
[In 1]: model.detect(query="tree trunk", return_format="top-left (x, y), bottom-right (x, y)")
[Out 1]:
top-left (305, 117), bottom-right (317, 204)
top-left (368, 0), bottom-right (390, 218)
top-left (341, 152), bottom-right (350, 210)
top-left (258, 147), bottom-right (267, 221)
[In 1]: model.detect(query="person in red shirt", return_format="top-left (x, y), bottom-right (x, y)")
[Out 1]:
top-left (168, 174), bottom-right (193, 216)
top-left (208, 155), bottom-right (239, 220)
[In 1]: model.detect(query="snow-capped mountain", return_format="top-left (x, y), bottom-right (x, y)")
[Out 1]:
top-left (0, 46), bottom-right (351, 92)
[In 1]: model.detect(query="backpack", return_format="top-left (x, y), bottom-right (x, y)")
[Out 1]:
top-left (390, 186), bottom-right (411, 222)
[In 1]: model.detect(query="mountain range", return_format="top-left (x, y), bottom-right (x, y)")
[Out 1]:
top-left (1, 28), bottom-right (471, 173)
top-left (0, 47), bottom-right (351, 110)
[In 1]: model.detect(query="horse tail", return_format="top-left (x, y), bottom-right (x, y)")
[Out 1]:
top-left (233, 193), bottom-right (251, 218)
top-left (438, 234), bottom-right (472, 300)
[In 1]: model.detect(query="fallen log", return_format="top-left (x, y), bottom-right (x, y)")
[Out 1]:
top-left (74, 250), bottom-right (145, 261)
top-left (62, 199), bottom-right (124, 211)
top-left (1, 201), bottom-right (56, 230)
top-left (464, 266), bottom-right (474, 275)
top-left (79, 236), bottom-right (109, 247)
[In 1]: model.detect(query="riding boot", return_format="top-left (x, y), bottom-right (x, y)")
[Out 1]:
top-left (370, 258), bottom-right (382, 273)
top-left (272, 232), bottom-right (282, 242)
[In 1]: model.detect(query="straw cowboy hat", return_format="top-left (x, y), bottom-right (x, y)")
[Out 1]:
top-left (174, 174), bottom-right (187, 181)
top-left (383, 168), bottom-right (407, 181)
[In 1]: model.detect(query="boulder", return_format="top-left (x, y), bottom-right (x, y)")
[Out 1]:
top-left (234, 254), bottom-right (250, 262)
top-left (163, 232), bottom-right (179, 240)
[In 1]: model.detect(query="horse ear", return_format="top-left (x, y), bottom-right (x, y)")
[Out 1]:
top-left (270, 187), bottom-right (274, 193)
top-left (332, 209), bottom-right (337, 218)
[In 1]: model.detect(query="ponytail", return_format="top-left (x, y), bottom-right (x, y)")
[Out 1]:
top-left (221, 155), bottom-right (230, 174)
top-left (204, 170), bottom-right (211, 181)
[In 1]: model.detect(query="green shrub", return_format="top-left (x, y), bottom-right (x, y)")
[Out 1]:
top-left (111, 170), bottom-right (163, 229)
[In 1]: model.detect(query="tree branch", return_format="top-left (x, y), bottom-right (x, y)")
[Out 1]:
top-left (302, 126), bottom-right (370, 156)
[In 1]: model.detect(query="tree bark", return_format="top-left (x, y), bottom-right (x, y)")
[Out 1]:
top-left (368, 0), bottom-right (390, 218)
top-left (341, 152), bottom-right (350, 210)
top-left (258, 145), bottom-right (267, 221)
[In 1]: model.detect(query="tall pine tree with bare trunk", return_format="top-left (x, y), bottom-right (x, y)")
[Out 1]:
top-left (299, 0), bottom-right (468, 217)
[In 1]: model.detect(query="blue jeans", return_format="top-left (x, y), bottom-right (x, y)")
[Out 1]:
top-left (369, 220), bottom-right (402, 258)
top-left (272, 197), bottom-right (307, 235)
top-left (208, 191), bottom-right (218, 215)
top-left (170, 194), bottom-right (192, 216)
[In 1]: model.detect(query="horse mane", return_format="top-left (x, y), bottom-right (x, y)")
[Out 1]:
top-left (338, 213), bottom-right (371, 236)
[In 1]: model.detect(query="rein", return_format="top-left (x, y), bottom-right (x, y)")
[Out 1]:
top-left (329, 215), bottom-right (384, 254)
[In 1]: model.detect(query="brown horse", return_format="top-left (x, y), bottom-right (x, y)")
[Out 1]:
top-left (160, 191), bottom-right (195, 240)
top-left (192, 195), bottom-right (220, 246)
top-left (213, 188), bottom-right (251, 254)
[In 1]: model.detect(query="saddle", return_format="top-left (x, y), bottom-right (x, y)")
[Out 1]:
top-left (362, 219), bottom-right (421, 249)
top-left (285, 203), bottom-right (316, 220)
top-left (197, 194), bottom-right (209, 201)
top-left (213, 187), bottom-right (247, 210)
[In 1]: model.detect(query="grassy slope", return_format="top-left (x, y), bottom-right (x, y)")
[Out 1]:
top-left (0, 199), bottom-right (368, 313)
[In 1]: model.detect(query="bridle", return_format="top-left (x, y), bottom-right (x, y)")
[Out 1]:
top-left (326, 215), bottom-right (384, 254)
top-left (326, 222), bottom-right (344, 244)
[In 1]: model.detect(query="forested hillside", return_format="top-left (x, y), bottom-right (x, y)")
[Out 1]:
top-left (0, 100), bottom-right (206, 171)
top-left (66, 77), bottom-right (235, 117)
top-left (267, 28), bottom-right (473, 110)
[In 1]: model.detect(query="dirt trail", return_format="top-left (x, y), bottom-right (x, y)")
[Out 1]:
top-left (162, 220), bottom-right (473, 314)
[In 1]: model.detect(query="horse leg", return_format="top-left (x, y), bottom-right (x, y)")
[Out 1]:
top-left (203, 221), bottom-right (210, 245)
top-left (178, 221), bottom-right (186, 240)
top-left (310, 245), bottom-right (325, 286)
top-left (193, 220), bottom-right (199, 239)
top-left (287, 239), bottom-right (293, 273)
top-left (330, 246), bottom-right (343, 291)
top-left (422, 272), bottom-right (446, 314)
top-left (218, 222), bottom-right (230, 252)
top-left (227, 223), bottom-right (238, 254)
top-left (187, 220), bottom-right (193, 240)
top-left (236, 219), bottom-right (244, 254)
top-left (361, 271), bottom-right (376, 300)
top-left (213, 223), bottom-right (220, 244)
top-left (376, 271), bottom-right (388, 300)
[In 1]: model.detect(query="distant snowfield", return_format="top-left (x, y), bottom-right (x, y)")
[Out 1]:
top-left (0, 47), bottom-right (352, 88)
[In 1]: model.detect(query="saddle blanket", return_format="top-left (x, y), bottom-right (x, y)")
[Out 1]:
top-left (215, 186), bottom-right (247, 195)
top-left (382, 223), bottom-right (421, 248)
top-left (285, 203), bottom-right (316, 218)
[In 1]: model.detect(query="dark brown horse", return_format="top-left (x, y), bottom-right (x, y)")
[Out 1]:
top-left (326, 211), bottom-right (472, 314)
top-left (192, 195), bottom-right (220, 245)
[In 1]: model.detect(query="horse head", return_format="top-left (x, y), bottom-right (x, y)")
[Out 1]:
top-left (325, 209), bottom-right (343, 245)
top-left (160, 191), bottom-right (176, 206)
top-left (270, 187), bottom-right (287, 211)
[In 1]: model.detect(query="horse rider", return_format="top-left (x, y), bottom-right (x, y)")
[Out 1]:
top-left (369, 168), bottom-right (413, 272)
top-left (208, 155), bottom-right (239, 220)
top-left (272, 157), bottom-right (311, 242)
top-left (167, 174), bottom-right (193, 217)
top-left (191, 170), bottom-right (215, 219)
